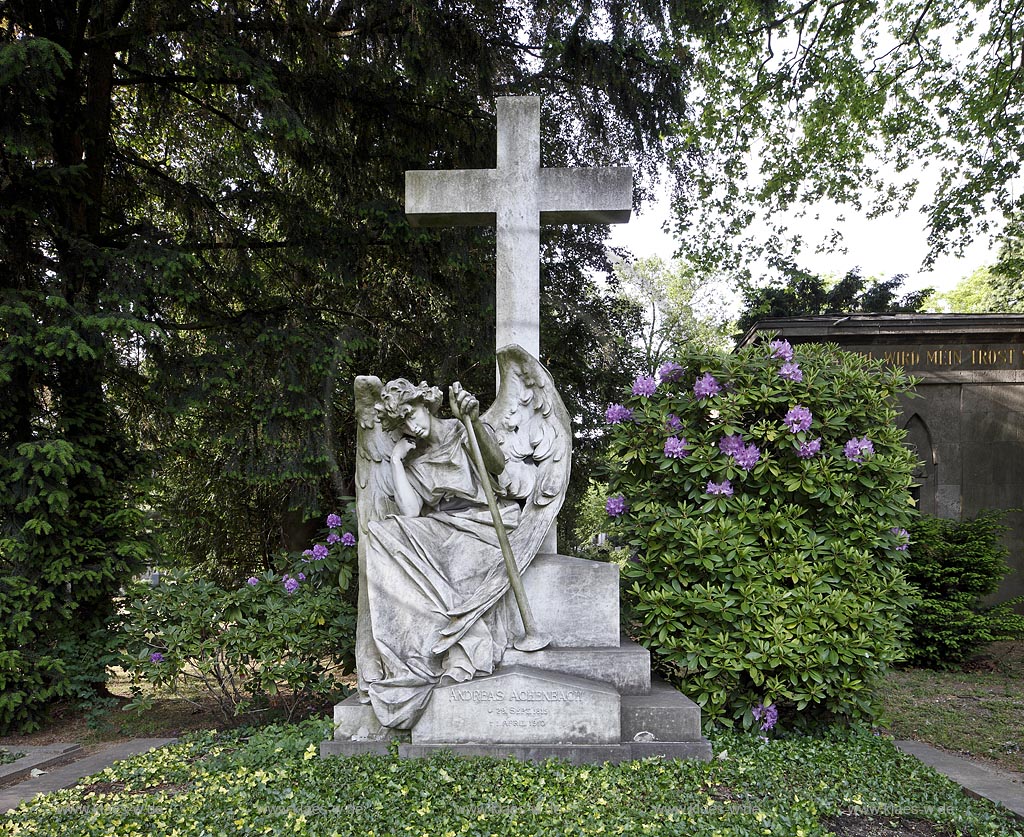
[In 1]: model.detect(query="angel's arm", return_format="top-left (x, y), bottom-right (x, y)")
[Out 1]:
top-left (390, 437), bottom-right (424, 517)
top-left (450, 382), bottom-right (505, 475)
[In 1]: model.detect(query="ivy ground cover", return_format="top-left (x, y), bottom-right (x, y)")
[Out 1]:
top-left (1, 721), bottom-right (1019, 836)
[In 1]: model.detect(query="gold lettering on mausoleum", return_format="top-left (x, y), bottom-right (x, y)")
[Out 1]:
top-left (844, 344), bottom-right (1020, 371)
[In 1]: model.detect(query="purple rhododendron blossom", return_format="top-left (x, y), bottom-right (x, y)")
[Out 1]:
top-left (663, 436), bottom-right (689, 459)
top-left (706, 479), bottom-right (734, 496)
top-left (247, 576), bottom-right (259, 586)
top-left (658, 361), bottom-right (684, 382)
top-left (693, 372), bottom-right (721, 399)
top-left (326, 513), bottom-right (342, 529)
top-left (312, 543), bottom-right (329, 559)
top-left (666, 413), bottom-right (683, 432)
top-left (718, 434), bottom-right (745, 457)
top-left (606, 495), bottom-right (628, 516)
top-left (605, 403), bottom-right (634, 424)
top-left (844, 436), bottom-right (875, 462)
top-left (327, 531), bottom-right (340, 544)
top-left (891, 527), bottom-right (910, 550)
top-left (283, 576), bottom-right (300, 594)
top-left (769, 339), bottom-right (794, 361)
top-left (778, 362), bottom-right (803, 382)
top-left (797, 438), bottom-right (822, 459)
top-left (783, 405), bottom-right (813, 433)
top-left (149, 652), bottom-right (164, 664)
top-left (753, 702), bottom-right (778, 731)
top-left (341, 532), bottom-right (356, 547)
top-left (632, 375), bottom-right (658, 397)
top-left (733, 443), bottom-right (761, 471)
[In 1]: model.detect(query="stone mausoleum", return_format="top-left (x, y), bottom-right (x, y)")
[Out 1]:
top-left (739, 313), bottom-right (1024, 607)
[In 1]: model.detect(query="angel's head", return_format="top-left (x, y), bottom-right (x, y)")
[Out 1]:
top-left (375, 378), bottom-right (443, 439)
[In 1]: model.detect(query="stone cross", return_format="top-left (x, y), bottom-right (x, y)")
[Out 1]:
top-left (405, 96), bottom-right (633, 358)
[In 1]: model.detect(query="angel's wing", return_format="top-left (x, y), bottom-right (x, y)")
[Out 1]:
top-left (353, 376), bottom-right (396, 696)
top-left (354, 376), bottom-right (398, 528)
top-left (482, 344), bottom-right (572, 563)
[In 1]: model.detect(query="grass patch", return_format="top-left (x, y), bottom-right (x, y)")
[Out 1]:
top-left (881, 641), bottom-right (1024, 773)
top-left (2, 721), bottom-right (1020, 836)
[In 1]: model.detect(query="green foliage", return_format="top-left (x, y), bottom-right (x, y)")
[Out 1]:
top-left (903, 512), bottom-right (1024, 668)
top-left (5, 724), bottom-right (1020, 836)
top-left (122, 512), bottom-right (358, 721)
top-left (0, 295), bottom-right (153, 732)
top-left (671, 0), bottom-right (1024, 275)
top-left (614, 256), bottom-right (737, 366)
top-left (737, 267), bottom-right (932, 335)
top-left (605, 341), bottom-right (919, 728)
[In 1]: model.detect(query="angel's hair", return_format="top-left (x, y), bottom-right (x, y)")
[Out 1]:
top-left (375, 378), bottom-right (443, 431)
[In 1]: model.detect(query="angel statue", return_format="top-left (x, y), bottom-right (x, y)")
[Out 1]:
top-left (352, 345), bottom-right (571, 729)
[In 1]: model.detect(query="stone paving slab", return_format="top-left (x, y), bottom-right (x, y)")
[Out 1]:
top-left (896, 740), bottom-right (1024, 819)
top-left (0, 738), bottom-right (175, 814)
top-left (0, 744), bottom-right (82, 785)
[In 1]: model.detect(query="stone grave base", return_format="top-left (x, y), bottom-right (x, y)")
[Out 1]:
top-left (322, 554), bottom-right (712, 765)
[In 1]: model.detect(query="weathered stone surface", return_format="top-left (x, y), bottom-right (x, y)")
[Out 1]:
top-left (400, 743), bottom-right (632, 765)
top-left (405, 96), bottom-right (631, 358)
top-left (522, 554), bottom-right (620, 647)
top-left (332, 693), bottom-right (395, 741)
top-left (620, 680), bottom-right (704, 742)
top-left (320, 739), bottom-right (393, 758)
top-left (413, 666), bottom-right (620, 746)
top-left (502, 639), bottom-right (650, 694)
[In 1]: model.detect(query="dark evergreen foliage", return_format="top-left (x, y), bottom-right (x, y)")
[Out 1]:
top-left (0, 0), bottom-right (705, 729)
top-left (737, 266), bottom-right (933, 335)
top-left (903, 512), bottom-right (1024, 669)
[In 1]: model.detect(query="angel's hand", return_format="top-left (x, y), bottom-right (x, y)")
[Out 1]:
top-left (392, 436), bottom-right (417, 462)
top-left (449, 382), bottom-right (480, 421)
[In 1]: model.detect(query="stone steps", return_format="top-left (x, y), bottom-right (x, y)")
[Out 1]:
top-left (501, 639), bottom-right (651, 695)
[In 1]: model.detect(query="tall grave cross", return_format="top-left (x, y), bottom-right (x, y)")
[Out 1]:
top-left (405, 97), bottom-right (633, 358)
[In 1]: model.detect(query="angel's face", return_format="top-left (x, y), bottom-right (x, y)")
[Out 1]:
top-left (401, 402), bottom-right (433, 441)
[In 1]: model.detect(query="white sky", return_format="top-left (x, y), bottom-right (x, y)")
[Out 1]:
top-left (608, 186), bottom-right (1001, 298)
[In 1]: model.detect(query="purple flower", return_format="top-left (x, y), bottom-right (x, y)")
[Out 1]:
top-left (341, 532), bottom-right (356, 547)
top-left (783, 405), bottom-right (813, 433)
top-left (797, 437), bottom-right (822, 459)
top-left (312, 543), bottom-right (329, 559)
top-left (719, 434), bottom-right (745, 457)
top-left (770, 339), bottom-right (794, 362)
top-left (752, 702), bottom-right (778, 732)
top-left (666, 413), bottom-right (683, 432)
top-left (605, 403), bottom-right (634, 424)
top-left (246, 576), bottom-right (259, 586)
top-left (327, 531), bottom-right (340, 544)
top-left (283, 576), bottom-right (300, 594)
top-left (844, 436), bottom-right (875, 462)
top-left (149, 652), bottom-right (164, 664)
top-left (706, 479), bottom-right (734, 497)
top-left (326, 513), bottom-right (342, 529)
top-left (632, 375), bottom-right (658, 397)
top-left (778, 362), bottom-right (803, 382)
top-left (891, 527), bottom-right (910, 550)
top-left (663, 436), bottom-right (689, 459)
top-left (693, 372), bottom-right (721, 399)
top-left (733, 444), bottom-right (761, 471)
top-left (297, 572), bottom-right (306, 581)
top-left (658, 361), bottom-right (684, 382)
top-left (606, 495), bottom-right (628, 517)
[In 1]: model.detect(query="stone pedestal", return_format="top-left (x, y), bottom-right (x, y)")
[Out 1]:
top-left (321, 554), bottom-right (712, 764)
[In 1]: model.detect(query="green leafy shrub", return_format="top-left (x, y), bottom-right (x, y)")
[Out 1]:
top-left (904, 512), bottom-right (1024, 668)
top-left (123, 511), bottom-right (358, 721)
top-left (605, 342), bottom-right (919, 729)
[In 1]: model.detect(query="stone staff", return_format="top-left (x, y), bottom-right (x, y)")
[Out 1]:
top-left (455, 394), bottom-right (550, 653)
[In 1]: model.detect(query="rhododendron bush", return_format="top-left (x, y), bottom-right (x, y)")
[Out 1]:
top-left (604, 340), bottom-right (919, 729)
